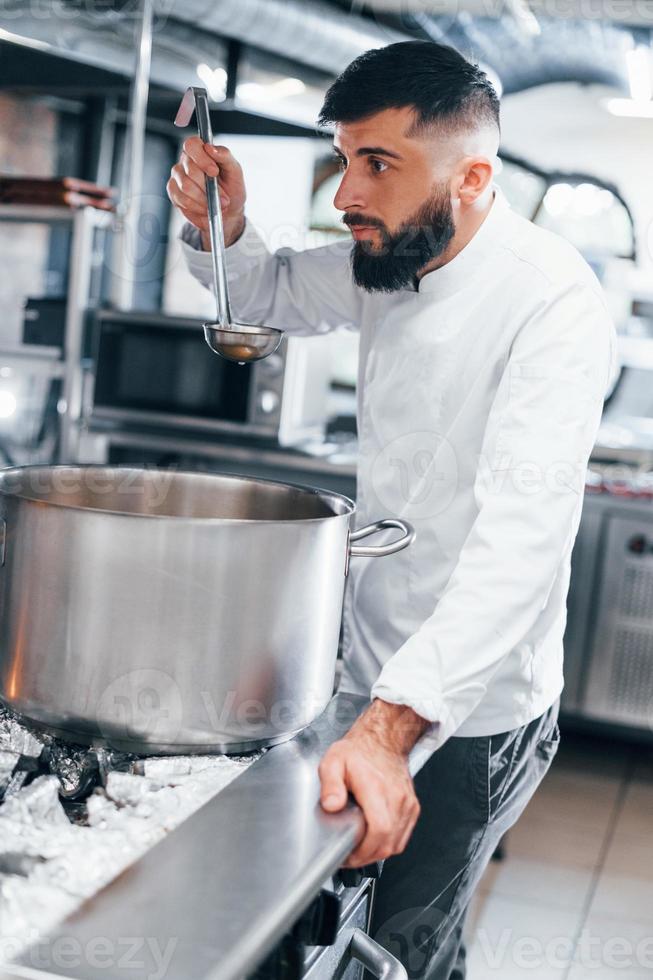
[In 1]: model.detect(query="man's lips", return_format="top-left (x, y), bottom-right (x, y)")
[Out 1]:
top-left (350, 226), bottom-right (379, 240)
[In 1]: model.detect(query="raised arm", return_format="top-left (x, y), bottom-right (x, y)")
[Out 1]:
top-left (167, 138), bottom-right (361, 336)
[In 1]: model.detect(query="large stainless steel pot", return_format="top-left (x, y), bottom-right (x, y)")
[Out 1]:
top-left (0, 466), bottom-right (414, 754)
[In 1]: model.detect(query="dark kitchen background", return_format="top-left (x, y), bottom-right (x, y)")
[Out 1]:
top-left (0, 2), bottom-right (652, 978)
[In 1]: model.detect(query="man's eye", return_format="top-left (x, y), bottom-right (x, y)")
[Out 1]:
top-left (370, 158), bottom-right (388, 174)
top-left (335, 157), bottom-right (346, 171)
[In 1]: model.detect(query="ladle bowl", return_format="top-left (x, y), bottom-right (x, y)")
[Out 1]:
top-left (203, 322), bottom-right (283, 364)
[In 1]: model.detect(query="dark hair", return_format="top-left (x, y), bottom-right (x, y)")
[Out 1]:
top-left (318, 40), bottom-right (500, 135)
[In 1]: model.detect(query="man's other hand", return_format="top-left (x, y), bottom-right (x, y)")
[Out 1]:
top-left (318, 700), bottom-right (429, 868)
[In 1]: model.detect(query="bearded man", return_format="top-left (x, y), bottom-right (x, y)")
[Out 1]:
top-left (168, 40), bottom-right (616, 978)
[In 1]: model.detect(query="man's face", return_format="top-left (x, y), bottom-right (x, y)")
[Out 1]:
top-left (332, 106), bottom-right (457, 292)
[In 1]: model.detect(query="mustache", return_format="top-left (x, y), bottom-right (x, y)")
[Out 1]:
top-left (342, 213), bottom-right (386, 230)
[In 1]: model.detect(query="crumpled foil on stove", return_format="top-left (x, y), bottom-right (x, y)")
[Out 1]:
top-left (1, 776), bottom-right (70, 829)
top-left (0, 852), bottom-right (46, 877)
top-left (104, 770), bottom-right (161, 806)
top-left (0, 705), bottom-right (47, 760)
top-left (0, 741), bottom-right (259, 964)
top-left (0, 777), bottom-right (80, 873)
top-left (94, 747), bottom-right (135, 786)
top-left (0, 750), bottom-right (19, 792)
top-left (44, 742), bottom-right (99, 799)
top-left (2, 772), bottom-right (29, 801)
top-left (131, 752), bottom-right (258, 783)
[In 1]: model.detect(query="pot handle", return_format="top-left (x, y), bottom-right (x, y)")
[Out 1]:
top-left (348, 519), bottom-right (415, 559)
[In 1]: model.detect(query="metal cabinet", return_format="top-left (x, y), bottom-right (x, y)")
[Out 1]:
top-left (562, 501), bottom-right (604, 712)
top-left (564, 493), bottom-right (653, 734)
top-left (582, 512), bottom-right (653, 729)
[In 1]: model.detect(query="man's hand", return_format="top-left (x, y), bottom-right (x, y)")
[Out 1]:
top-left (319, 700), bottom-right (429, 868)
top-left (166, 137), bottom-right (247, 251)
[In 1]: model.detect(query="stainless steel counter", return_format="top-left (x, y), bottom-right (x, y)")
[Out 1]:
top-left (80, 424), bottom-right (358, 499)
top-left (4, 694), bottom-right (432, 980)
top-left (86, 425), bottom-right (358, 479)
top-left (85, 418), bottom-right (645, 486)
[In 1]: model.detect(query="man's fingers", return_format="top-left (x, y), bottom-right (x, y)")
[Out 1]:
top-left (180, 153), bottom-right (212, 194)
top-left (167, 177), bottom-right (229, 219)
top-left (182, 137), bottom-right (219, 176)
top-left (170, 140), bottom-right (245, 232)
top-left (182, 139), bottom-right (242, 182)
top-left (170, 163), bottom-right (207, 209)
top-left (208, 143), bottom-right (243, 177)
top-left (318, 750), bottom-right (348, 812)
top-left (343, 767), bottom-right (397, 865)
top-left (169, 165), bottom-right (204, 209)
top-left (341, 762), bottom-right (420, 866)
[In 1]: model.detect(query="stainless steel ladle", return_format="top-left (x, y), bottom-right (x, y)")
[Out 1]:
top-left (174, 86), bottom-right (283, 364)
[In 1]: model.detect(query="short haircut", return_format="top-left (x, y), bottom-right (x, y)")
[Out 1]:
top-left (318, 40), bottom-right (500, 136)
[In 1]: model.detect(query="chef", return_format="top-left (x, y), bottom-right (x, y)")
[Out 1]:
top-left (168, 40), bottom-right (616, 979)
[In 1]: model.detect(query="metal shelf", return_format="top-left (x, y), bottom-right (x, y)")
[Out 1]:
top-left (0, 203), bottom-right (113, 228)
top-left (0, 204), bottom-right (112, 460)
top-left (0, 345), bottom-right (65, 377)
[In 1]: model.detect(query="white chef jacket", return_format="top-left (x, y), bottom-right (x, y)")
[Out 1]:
top-left (181, 189), bottom-right (617, 752)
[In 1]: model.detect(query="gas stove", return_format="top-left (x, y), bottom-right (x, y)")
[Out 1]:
top-left (0, 704), bottom-right (257, 966)
top-left (0, 695), bottom-right (410, 980)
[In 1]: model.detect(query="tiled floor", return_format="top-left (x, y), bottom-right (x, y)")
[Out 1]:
top-left (464, 729), bottom-right (653, 979)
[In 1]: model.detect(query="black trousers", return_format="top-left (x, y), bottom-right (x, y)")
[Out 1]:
top-left (370, 701), bottom-right (561, 980)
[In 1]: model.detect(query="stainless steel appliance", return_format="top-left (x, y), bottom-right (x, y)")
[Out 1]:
top-left (88, 309), bottom-right (333, 446)
top-left (0, 465), bottom-right (413, 754)
top-left (562, 476), bottom-right (653, 734)
top-left (583, 509), bottom-right (653, 728)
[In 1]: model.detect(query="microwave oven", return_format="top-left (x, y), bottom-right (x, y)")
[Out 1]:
top-left (88, 309), bottom-right (332, 446)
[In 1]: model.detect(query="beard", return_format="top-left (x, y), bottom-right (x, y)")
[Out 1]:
top-left (346, 187), bottom-right (455, 293)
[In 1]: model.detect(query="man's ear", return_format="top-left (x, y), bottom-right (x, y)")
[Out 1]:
top-left (456, 156), bottom-right (494, 204)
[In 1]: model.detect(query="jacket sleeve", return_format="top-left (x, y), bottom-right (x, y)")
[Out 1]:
top-left (371, 280), bottom-right (617, 751)
top-left (180, 220), bottom-right (361, 337)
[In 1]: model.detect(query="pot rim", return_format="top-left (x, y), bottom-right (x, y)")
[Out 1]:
top-left (0, 464), bottom-right (356, 526)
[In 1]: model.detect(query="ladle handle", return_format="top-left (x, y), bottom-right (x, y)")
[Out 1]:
top-left (193, 87), bottom-right (232, 329)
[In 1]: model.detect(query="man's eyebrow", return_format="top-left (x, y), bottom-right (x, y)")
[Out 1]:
top-left (357, 145), bottom-right (403, 159)
top-left (332, 145), bottom-right (403, 161)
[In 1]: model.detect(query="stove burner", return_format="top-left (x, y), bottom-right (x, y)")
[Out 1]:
top-left (0, 704), bottom-right (259, 964)
top-left (0, 707), bottom-right (135, 806)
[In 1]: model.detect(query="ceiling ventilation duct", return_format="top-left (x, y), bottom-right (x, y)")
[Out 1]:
top-left (393, 9), bottom-right (632, 95)
top-left (0, 0), bottom-right (407, 86)
top-left (154, 0), bottom-right (406, 75)
top-left (350, 0), bottom-right (653, 28)
top-left (0, 0), bottom-right (637, 99)
top-left (0, 3), bottom-right (229, 91)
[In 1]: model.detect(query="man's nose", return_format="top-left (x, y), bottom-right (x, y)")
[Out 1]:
top-left (333, 170), bottom-right (366, 212)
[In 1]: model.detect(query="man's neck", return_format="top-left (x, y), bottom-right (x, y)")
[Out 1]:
top-left (416, 190), bottom-right (495, 281)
